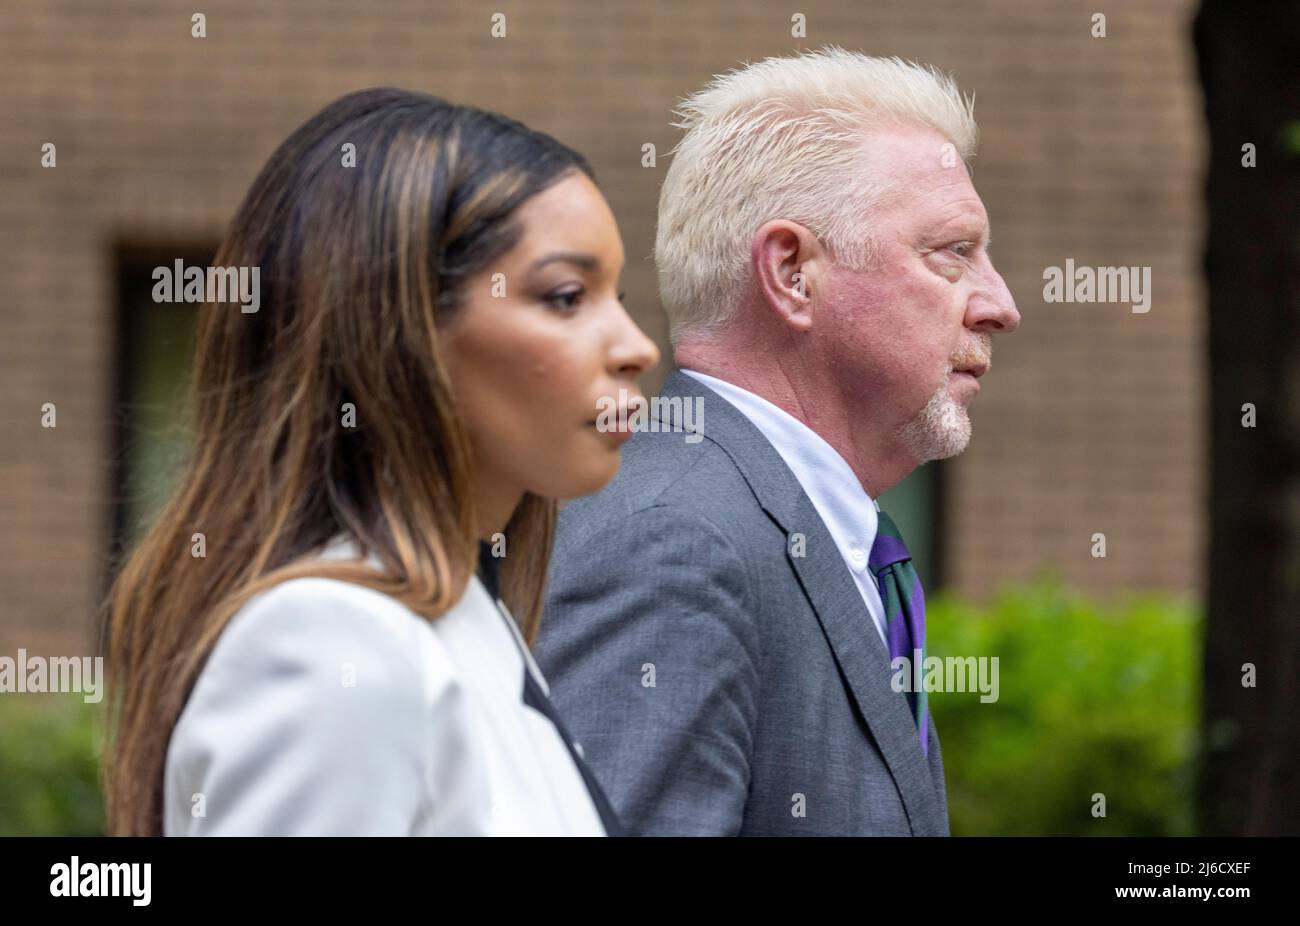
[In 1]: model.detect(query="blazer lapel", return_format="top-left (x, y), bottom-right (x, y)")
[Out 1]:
top-left (654, 370), bottom-right (945, 834)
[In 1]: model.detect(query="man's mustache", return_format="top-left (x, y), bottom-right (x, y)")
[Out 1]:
top-left (950, 333), bottom-right (993, 371)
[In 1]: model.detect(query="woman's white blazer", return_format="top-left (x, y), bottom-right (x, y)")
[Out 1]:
top-left (163, 540), bottom-right (613, 836)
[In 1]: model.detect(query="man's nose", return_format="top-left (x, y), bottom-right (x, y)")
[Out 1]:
top-left (967, 263), bottom-right (1020, 334)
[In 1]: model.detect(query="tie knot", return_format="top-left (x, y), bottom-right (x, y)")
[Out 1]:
top-left (869, 509), bottom-right (912, 575)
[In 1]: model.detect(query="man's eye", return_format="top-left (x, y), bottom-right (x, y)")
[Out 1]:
top-left (947, 242), bottom-right (973, 257)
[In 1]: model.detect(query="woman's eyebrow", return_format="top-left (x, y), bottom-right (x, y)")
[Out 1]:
top-left (530, 252), bottom-right (600, 272)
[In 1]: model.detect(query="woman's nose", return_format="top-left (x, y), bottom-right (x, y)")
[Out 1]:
top-left (609, 305), bottom-right (661, 377)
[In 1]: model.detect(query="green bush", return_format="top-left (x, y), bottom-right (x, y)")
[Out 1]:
top-left (927, 575), bottom-right (1200, 835)
top-left (0, 577), bottom-right (1199, 836)
top-left (0, 693), bottom-right (105, 835)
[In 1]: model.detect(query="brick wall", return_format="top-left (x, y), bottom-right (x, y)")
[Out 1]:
top-left (0, 0), bottom-right (1203, 655)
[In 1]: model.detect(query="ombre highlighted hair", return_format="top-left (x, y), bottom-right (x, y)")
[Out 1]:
top-left (100, 88), bottom-right (594, 836)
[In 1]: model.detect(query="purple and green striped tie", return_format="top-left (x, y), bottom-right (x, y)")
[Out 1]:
top-left (869, 508), bottom-right (930, 757)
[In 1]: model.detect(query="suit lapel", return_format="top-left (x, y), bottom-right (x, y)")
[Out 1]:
top-left (654, 370), bottom-right (944, 834)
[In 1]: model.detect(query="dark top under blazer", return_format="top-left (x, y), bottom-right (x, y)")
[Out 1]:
top-left (534, 369), bottom-right (950, 836)
top-left (478, 544), bottom-right (625, 836)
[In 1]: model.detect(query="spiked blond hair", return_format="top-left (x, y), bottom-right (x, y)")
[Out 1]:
top-left (655, 47), bottom-right (977, 342)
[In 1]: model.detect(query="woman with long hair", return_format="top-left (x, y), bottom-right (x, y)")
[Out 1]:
top-left (100, 88), bottom-right (659, 835)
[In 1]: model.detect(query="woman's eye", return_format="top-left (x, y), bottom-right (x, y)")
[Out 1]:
top-left (544, 288), bottom-right (583, 312)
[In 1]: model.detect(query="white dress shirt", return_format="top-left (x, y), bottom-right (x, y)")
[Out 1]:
top-left (163, 537), bottom-right (608, 836)
top-left (683, 369), bottom-right (889, 645)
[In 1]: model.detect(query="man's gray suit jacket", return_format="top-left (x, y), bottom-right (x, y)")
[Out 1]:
top-left (534, 369), bottom-right (950, 836)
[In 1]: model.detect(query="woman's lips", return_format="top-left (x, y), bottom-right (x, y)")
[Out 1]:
top-left (588, 419), bottom-right (634, 444)
top-left (589, 395), bottom-right (646, 428)
top-left (588, 399), bottom-right (643, 442)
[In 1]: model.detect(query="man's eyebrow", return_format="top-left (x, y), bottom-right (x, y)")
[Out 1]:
top-left (953, 224), bottom-right (993, 252)
top-left (529, 252), bottom-right (600, 272)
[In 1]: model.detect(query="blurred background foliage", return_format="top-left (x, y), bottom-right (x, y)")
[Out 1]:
top-left (930, 577), bottom-right (1199, 835)
top-left (0, 694), bottom-right (105, 836)
top-left (0, 576), bottom-right (1197, 836)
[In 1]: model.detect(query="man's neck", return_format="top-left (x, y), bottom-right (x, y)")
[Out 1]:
top-left (677, 344), bottom-right (915, 498)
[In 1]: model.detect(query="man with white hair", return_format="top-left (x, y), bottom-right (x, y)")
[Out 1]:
top-left (536, 47), bottom-right (1020, 835)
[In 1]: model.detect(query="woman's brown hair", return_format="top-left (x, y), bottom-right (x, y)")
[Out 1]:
top-left (100, 88), bottom-right (595, 835)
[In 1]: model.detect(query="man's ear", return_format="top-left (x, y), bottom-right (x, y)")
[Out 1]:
top-left (751, 219), bottom-right (821, 332)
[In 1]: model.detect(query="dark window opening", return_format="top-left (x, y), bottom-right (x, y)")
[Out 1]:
top-left (106, 243), bottom-right (212, 592)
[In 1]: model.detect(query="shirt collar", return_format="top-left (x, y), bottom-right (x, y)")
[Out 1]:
top-left (682, 369), bottom-right (881, 574)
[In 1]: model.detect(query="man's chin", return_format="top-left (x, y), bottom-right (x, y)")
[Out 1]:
top-left (930, 427), bottom-right (972, 461)
top-left (901, 401), bottom-right (972, 463)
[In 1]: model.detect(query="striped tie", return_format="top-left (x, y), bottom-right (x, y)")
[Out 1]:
top-left (868, 509), bottom-right (930, 757)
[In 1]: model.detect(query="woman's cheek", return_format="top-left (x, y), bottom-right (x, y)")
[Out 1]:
top-left (541, 334), bottom-right (595, 408)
